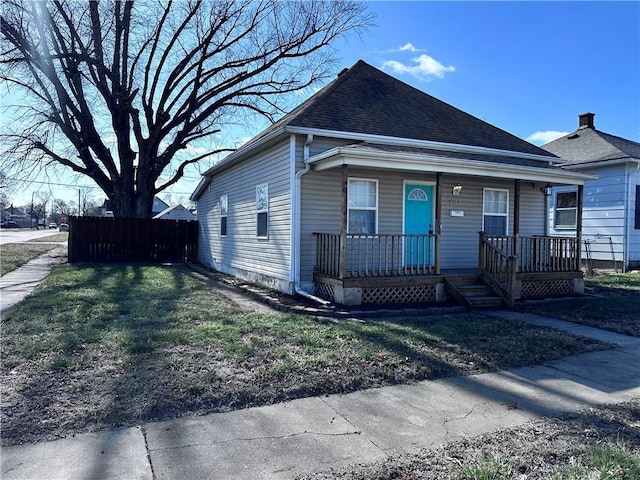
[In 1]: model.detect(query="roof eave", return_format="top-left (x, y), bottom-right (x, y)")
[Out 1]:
top-left (307, 146), bottom-right (596, 185)
top-left (286, 126), bottom-right (560, 164)
top-left (560, 157), bottom-right (640, 170)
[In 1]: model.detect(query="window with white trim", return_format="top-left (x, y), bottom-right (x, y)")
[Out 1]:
top-left (220, 195), bottom-right (228, 236)
top-left (554, 191), bottom-right (577, 228)
top-left (348, 178), bottom-right (377, 234)
top-left (256, 183), bottom-right (268, 238)
top-left (482, 188), bottom-right (508, 235)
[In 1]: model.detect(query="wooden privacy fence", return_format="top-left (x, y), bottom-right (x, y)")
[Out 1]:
top-left (69, 216), bottom-right (198, 263)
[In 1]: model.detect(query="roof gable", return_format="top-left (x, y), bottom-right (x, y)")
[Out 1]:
top-left (543, 127), bottom-right (640, 165)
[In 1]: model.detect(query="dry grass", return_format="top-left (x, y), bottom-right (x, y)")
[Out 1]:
top-left (0, 263), bottom-right (609, 446)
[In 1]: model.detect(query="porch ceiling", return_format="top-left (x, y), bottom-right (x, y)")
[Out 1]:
top-left (307, 143), bottom-right (595, 185)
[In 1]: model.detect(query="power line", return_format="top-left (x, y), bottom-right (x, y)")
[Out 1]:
top-left (4, 177), bottom-right (197, 196)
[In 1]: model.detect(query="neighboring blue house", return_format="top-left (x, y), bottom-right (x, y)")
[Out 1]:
top-left (543, 113), bottom-right (640, 271)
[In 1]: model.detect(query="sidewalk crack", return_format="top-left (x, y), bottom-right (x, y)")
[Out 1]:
top-left (141, 426), bottom-right (157, 480)
top-left (441, 401), bottom-right (490, 441)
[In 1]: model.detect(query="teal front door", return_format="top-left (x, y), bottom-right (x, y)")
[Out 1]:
top-left (404, 184), bottom-right (433, 266)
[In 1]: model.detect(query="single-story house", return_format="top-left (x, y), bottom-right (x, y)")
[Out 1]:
top-left (191, 60), bottom-right (593, 307)
top-left (1, 206), bottom-right (30, 227)
top-left (153, 204), bottom-right (197, 221)
top-left (542, 113), bottom-right (640, 272)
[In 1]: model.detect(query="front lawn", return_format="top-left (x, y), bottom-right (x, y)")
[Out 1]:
top-left (516, 273), bottom-right (640, 337)
top-left (0, 264), bottom-right (609, 445)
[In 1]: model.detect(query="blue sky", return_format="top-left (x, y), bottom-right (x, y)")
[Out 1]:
top-left (343, 1), bottom-right (639, 144)
top-left (6, 1), bottom-right (639, 208)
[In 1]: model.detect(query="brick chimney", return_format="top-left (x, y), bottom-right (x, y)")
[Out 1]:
top-left (578, 112), bottom-right (595, 129)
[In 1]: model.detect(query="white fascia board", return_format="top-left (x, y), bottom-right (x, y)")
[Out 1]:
top-left (285, 126), bottom-right (561, 164)
top-left (559, 157), bottom-right (640, 170)
top-left (307, 147), bottom-right (595, 185)
top-left (190, 176), bottom-right (210, 201)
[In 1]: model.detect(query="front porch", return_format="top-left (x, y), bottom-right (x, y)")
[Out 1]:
top-left (313, 232), bottom-right (584, 306)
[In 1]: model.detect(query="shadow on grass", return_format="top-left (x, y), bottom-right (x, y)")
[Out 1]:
top-left (0, 265), bottom-right (611, 446)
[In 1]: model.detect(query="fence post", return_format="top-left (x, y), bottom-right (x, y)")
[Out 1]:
top-left (478, 231), bottom-right (486, 272)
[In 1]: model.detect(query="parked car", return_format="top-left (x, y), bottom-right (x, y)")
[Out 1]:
top-left (58, 223), bottom-right (69, 232)
top-left (1, 220), bottom-right (19, 228)
top-left (48, 223), bottom-right (57, 229)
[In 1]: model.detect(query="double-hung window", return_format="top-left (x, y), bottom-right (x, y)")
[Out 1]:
top-left (554, 191), bottom-right (577, 228)
top-left (220, 195), bottom-right (228, 236)
top-left (256, 183), bottom-right (268, 238)
top-left (348, 178), bottom-right (377, 234)
top-left (482, 188), bottom-right (508, 235)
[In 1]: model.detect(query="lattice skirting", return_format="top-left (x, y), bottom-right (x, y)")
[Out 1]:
top-left (315, 281), bottom-right (336, 302)
top-left (362, 284), bottom-right (438, 305)
top-left (521, 279), bottom-right (574, 299)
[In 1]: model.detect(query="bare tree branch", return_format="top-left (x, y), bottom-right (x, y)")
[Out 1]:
top-left (1, 0), bottom-right (372, 217)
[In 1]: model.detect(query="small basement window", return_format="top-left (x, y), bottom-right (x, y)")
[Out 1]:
top-left (554, 191), bottom-right (577, 228)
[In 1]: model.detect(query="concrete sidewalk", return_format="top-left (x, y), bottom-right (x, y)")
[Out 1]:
top-left (0, 245), bottom-right (67, 317)
top-left (1, 254), bottom-right (639, 479)
top-left (2, 313), bottom-right (639, 479)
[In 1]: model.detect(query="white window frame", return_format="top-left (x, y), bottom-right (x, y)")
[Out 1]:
top-left (256, 183), bottom-right (269, 238)
top-left (347, 177), bottom-right (378, 235)
top-left (482, 187), bottom-right (509, 235)
top-left (554, 190), bottom-right (578, 229)
top-left (220, 194), bottom-right (228, 237)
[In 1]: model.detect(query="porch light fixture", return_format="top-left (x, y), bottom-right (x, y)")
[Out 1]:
top-left (452, 183), bottom-right (462, 196)
top-left (539, 182), bottom-right (553, 197)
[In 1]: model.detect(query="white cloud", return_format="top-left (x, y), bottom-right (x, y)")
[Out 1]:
top-left (526, 131), bottom-right (569, 145)
top-left (376, 43), bottom-right (425, 54)
top-left (382, 54), bottom-right (455, 81)
top-left (397, 43), bottom-right (423, 53)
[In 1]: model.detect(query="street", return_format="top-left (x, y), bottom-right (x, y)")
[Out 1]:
top-left (0, 228), bottom-right (65, 245)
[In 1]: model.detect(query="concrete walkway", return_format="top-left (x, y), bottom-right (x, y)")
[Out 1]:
top-left (1, 254), bottom-right (639, 479)
top-left (0, 245), bottom-right (67, 318)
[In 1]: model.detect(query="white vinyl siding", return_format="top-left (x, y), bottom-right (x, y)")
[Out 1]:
top-left (197, 139), bottom-right (292, 291)
top-left (549, 163), bottom-right (628, 264)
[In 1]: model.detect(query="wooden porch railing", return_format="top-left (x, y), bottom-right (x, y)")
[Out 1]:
top-left (480, 232), bottom-right (581, 306)
top-left (314, 233), bottom-right (439, 279)
top-left (483, 234), bottom-right (581, 273)
top-left (478, 232), bottom-right (517, 306)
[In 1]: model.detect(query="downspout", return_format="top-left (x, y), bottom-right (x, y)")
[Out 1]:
top-left (292, 133), bottom-right (331, 305)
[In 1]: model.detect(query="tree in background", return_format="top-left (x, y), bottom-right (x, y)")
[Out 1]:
top-left (1, 0), bottom-right (371, 217)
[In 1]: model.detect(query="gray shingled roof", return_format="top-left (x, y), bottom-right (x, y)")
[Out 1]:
top-left (245, 60), bottom-right (555, 157)
top-left (543, 126), bottom-right (640, 165)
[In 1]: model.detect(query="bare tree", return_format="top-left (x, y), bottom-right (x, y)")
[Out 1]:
top-left (0, 170), bottom-right (15, 212)
top-left (1, 0), bottom-right (371, 217)
top-left (28, 190), bottom-right (51, 228)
